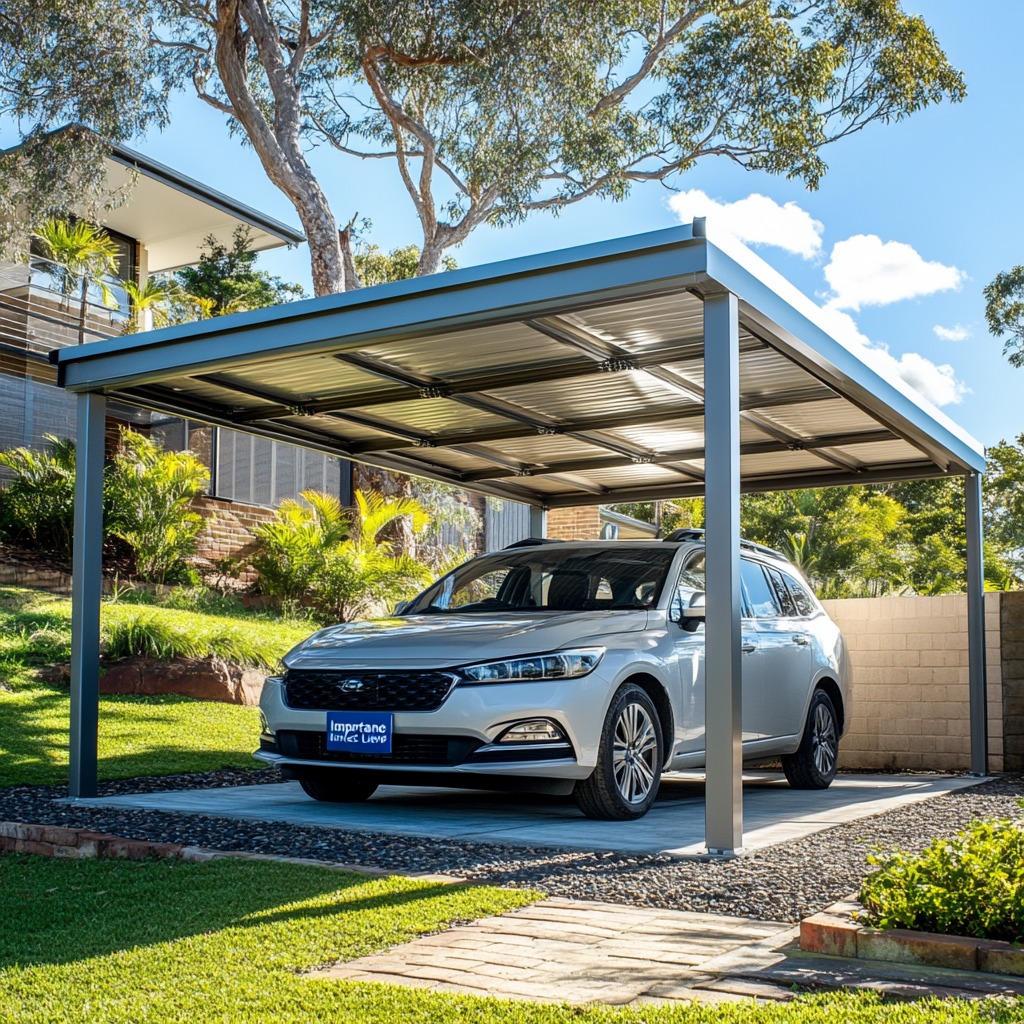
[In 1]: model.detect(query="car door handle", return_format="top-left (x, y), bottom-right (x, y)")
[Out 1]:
top-left (792, 634), bottom-right (811, 646)
top-left (741, 642), bottom-right (757, 653)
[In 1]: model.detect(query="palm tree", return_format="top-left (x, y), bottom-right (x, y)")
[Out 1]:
top-left (250, 489), bottom-right (434, 621)
top-left (32, 219), bottom-right (120, 343)
top-left (121, 278), bottom-right (178, 334)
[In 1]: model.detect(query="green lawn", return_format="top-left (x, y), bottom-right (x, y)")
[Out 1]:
top-left (2, 854), bottom-right (1019, 1024)
top-left (0, 585), bottom-right (312, 787)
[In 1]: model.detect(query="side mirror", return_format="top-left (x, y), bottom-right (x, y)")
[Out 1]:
top-left (678, 592), bottom-right (705, 631)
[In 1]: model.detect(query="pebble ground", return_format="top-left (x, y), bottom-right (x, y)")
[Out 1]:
top-left (2, 769), bottom-right (1020, 923)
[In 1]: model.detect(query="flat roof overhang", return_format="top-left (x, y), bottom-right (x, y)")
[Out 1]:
top-left (1, 129), bottom-right (305, 273)
top-left (98, 145), bottom-right (304, 273)
top-left (54, 222), bottom-right (985, 499)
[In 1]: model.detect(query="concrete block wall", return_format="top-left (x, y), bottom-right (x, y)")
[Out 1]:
top-left (1001, 591), bottom-right (1024, 771)
top-left (821, 593), bottom-right (1005, 773)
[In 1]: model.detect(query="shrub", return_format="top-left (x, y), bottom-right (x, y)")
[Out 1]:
top-left (105, 429), bottom-right (209, 584)
top-left (251, 489), bottom-right (434, 621)
top-left (0, 435), bottom-right (77, 556)
top-left (859, 818), bottom-right (1024, 943)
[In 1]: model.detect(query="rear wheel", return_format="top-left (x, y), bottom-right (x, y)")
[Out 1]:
top-left (296, 771), bottom-right (379, 803)
top-left (575, 683), bottom-right (664, 820)
top-left (781, 690), bottom-right (839, 789)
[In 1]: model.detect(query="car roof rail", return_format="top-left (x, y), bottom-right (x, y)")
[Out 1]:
top-left (662, 528), bottom-right (787, 561)
top-left (740, 539), bottom-right (788, 560)
top-left (661, 528), bottom-right (705, 543)
top-left (504, 537), bottom-right (565, 548)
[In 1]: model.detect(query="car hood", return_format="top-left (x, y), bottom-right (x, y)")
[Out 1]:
top-left (282, 611), bottom-right (651, 670)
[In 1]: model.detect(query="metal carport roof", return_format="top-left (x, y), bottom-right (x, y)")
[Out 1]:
top-left (56, 221), bottom-right (989, 855)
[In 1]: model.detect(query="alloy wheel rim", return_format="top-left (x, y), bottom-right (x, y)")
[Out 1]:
top-left (612, 702), bottom-right (658, 804)
top-left (812, 703), bottom-right (837, 776)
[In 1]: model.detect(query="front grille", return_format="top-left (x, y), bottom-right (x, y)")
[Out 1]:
top-left (283, 669), bottom-right (457, 712)
top-left (277, 730), bottom-right (480, 766)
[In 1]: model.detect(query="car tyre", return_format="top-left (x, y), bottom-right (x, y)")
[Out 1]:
top-left (781, 689), bottom-right (839, 789)
top-left (575, 683), bottom-right (663, 820)
top-left (297, 771), bottom-right (378, 803)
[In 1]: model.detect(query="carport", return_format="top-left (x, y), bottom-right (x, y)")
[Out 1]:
top-left (55, 221), bottom-right (988, 856)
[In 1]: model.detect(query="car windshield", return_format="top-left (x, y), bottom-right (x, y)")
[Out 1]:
top-left (404, 545), bottom-right (678, 614)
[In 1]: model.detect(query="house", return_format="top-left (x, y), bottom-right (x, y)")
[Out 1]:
top-left (0, 132), bottom-right (360, 540)
top-left (0, 130), bottom-right (652, 562)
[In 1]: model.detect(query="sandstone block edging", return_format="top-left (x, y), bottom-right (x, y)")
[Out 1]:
top-left (0, 820), bottom-right (464, 883)
top-left (800, 901), bottom-right (1024, 977)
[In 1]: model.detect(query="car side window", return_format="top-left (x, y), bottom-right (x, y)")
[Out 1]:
top-left (781, 571), bottom-right (817, 617)
top-left (740, 560), bottom-right (780, 618)
top-left (765, 566), bottom-right (798, 616)
top-left (670, 552), bottom-right (706, 619)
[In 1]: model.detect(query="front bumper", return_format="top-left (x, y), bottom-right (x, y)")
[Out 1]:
top-left (257, 672), bottom-right (611, 781)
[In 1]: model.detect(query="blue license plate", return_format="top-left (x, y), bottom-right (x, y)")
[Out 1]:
top-left (325, 711), bottom-right (393, 754)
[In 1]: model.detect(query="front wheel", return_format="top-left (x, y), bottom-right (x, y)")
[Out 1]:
top-left (781, 689), bottom-right (839, 789)
top-left (575, 683), bottom-right (664, 820)
top-left (297, 770), bottom-right (378, 803)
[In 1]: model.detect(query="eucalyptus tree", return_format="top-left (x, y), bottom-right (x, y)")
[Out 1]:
top-left (985, 266), bottom-right (1024, 368)
top-left (0, 2), bottom-right (164, 254)
top-left (3, 1), bottom-right (964, 296)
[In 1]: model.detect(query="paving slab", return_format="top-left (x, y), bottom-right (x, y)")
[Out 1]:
top-left (312, 897), bottom-right (1024, 1006)
top-left (313, 896), bottom-right (796, 1005)
top-left (70, 771), bottom-right (982, 856)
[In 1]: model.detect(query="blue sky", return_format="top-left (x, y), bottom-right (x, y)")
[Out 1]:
top-left (10, 2), bottom-right (1022, 447)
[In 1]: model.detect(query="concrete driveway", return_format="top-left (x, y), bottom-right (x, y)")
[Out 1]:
top-left (73, 771), bottom-right (980, 856)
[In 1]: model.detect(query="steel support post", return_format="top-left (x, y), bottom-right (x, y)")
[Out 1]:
top-left (529, 505), bottom-right (547, 539)
top-left (703, 291), bottom-right (743, 855)
top-left (69, 392), bottom-right (106, 798)
top-left (965, 471), bottom-right (988, 776)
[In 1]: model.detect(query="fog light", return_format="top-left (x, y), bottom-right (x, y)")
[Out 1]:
top-left (259, 711), bottom-right (273, 737)
top-left (496, 720), bottom-right (565, 744)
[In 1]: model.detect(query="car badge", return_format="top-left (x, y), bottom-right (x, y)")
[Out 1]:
top-left (340, 678), bottom-right (365, 692)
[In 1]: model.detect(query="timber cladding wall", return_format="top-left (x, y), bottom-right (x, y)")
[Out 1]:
top-left (822, 593), bottom-right (1008, 773)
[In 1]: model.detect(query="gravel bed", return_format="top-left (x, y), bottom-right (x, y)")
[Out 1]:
top-left (2, 770), bottom-right (1021, 924)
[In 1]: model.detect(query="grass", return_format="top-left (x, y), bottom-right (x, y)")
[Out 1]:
top-left (1, 855), bottom-right (1020, 1024)
top-left (0, 585), bottom-right (313, 787)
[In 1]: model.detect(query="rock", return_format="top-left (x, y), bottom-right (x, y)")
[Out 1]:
top-left (95, 656), bottom-right (265, 706)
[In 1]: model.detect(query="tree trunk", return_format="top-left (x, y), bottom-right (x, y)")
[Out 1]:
top-left (417, 241), bottom-right (444, 277)
top-left (339, 221), bottom-right (362, 291)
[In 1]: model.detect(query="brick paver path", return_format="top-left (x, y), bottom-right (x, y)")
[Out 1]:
top-left (316, 897), bottom-right (797, 1005)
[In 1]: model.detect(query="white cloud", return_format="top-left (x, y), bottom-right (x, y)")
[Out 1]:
top-left (823, 234), bottom-right (965, 312)
top-left (933, 323), bottom-right (971, 342)
top-left (664, 193), bottom-right (969, 407)
top-left (668, 190), bottom-right (823, 259)
top-left (815, 306), bottom-right (968, 408)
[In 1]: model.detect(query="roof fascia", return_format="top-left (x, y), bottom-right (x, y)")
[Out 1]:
top-left (56, 226), bottom-right (709, 390)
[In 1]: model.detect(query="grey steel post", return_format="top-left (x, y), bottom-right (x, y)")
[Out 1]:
top-left (965, 471), bottom-right (988, 776)
top-left (703, 290), bottom-right (743, 855)
top-left (69, 391), bottom-right (106, 798)
top-left (529, 504), bottom-right (547, 539)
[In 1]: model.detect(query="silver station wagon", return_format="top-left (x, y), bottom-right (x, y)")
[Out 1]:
top-left (255, 532), bottom-right (852, 820)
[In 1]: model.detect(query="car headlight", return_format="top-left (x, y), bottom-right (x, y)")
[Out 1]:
top-left (458, 648), bottom-right (604, 683)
